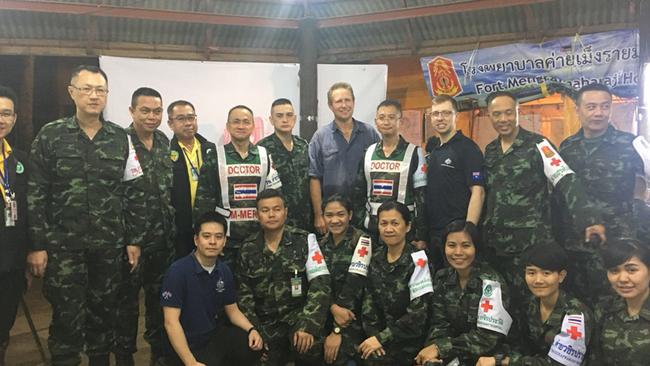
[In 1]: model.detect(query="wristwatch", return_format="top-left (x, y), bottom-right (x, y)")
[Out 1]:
top-left (494, 353), bottom-right (505, 366)
top-left (333, 326), bottom-right (341, 335)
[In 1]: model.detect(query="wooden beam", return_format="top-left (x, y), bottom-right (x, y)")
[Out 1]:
top-left (0, 0), bottom-right (300, 29)
top-left (317, 0), bottom-right (556, 28)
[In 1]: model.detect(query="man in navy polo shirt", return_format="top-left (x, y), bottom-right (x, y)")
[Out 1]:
top-left (160, 212), bottom-right (262, 366)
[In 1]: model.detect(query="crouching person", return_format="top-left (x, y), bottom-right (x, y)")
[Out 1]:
top-left (160, 212), bottom-right (263, 366)
top-left (237, 189), bottom-right (331, 366)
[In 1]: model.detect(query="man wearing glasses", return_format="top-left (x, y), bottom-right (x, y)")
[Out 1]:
top-left (113, 87), bottom-right (176, 366)
top-left (167, 100), bottom-right (216, 259)
top-left (424, 95), bottom-right (485, 271)
top-left (26, 65), bottom-right (147, 366)
top-left (351, 99), bottom-right (427, 245)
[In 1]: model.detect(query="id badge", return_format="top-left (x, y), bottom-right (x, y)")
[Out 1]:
top-left (4, 199), bottom-right (16, 227)
top-left (190, 167), bottom-right (199, 182)
top-left (290, 269), bottom-right (302, 298)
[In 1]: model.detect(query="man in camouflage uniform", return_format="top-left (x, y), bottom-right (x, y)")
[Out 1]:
top-left (237, 189), bottom-right (331, 366)
top-left (113, 87), bottom-right (175, 365)
top-left (556, 83), bottom-right (644, 303)
top-left (352, 99), bottom-right (427, 246)
top-left (257, 98), bottom-right (311, 231)
top-left (194, 105), bottom-right (281, 272)
top-left (26, 65), bottom-right (146, 366)
top-left (482, 91), bottom-right (603, 311)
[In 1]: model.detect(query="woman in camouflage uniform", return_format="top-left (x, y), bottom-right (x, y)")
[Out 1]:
top-left (589, 239), bottom-right (650, 366)
top-left (359, 201), bottom-right (432, 366)
top-left (416, 220), bottom-right (510, 366)
top-left (477, 242), bottom-right (593, 366)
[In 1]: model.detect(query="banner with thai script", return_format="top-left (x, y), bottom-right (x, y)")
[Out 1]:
top-left (420, 29), bottom-right (639, 101)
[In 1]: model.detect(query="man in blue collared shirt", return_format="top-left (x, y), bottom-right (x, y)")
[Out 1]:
top-left (309, 82), bottom-right (380, 234)
top-left (160, 212), bottom-right (262, 366)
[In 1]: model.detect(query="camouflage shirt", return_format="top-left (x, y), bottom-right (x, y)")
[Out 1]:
top-left (257, 133), bottom-right (311, 231)
top-left (589, 295), bottom-right (650, 366)
top-left (559, 126), bottom-right (643, 239)
top-left (352, 137), bottom-right (427, 241)
top-left (362, 244), bottom-right (430, 352)
top-left (28, 116), bottom-right (147, 250)
top-left (427, 262), bottom-right (509, 364)
top-left (508, 291), bottom-right (593, 366)
top-left (125, 126), bottom-right (175, 250)
top-left (236, 225), bottom-right (331, 341)
top-left (484, 128), bottom-right (599, 254)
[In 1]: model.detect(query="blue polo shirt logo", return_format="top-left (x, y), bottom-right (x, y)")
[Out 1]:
top-left (216, 279), bottom-right (225, 293)
top-left (162, 290), bottom-right (172, 300)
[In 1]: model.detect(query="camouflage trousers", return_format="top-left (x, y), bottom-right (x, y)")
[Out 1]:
top-left (564, 249), bottom-right (613, 305)
top-left (113, 245), bottom-right (174, 356)
top-left (44, 247), bottom-right (123, 366)
top-left (258, 321), bottom-right (323, 366)
top-left (362, 340), bottom-right (421, 366)
top-left (305, 321), bottom-right (364, 366)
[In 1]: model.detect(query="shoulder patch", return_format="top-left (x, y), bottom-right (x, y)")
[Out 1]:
top-left (547, 313), bottom-right (587, 366)
top-left (408, 250), bottom-right (433, 300)
top-left (476, 279), bottom-right (512, 335)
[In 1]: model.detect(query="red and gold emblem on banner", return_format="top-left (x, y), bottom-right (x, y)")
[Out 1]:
top-left (427, 56), bottom-right (463, 97)
top-left (541, 145), bottom-right (555, 158)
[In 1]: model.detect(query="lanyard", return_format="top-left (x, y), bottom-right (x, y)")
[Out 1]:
top-left (181, 145), bottom-right (201, 176)
top-left (0, 148), bottom-right (10, 197)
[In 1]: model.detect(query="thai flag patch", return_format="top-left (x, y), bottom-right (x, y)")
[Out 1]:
top-left (233, 183), bottom-right (257, 200)
top-left (567, 315), bottom-right (582, 325)
top-left (372, 179), bottom-right (394, 196)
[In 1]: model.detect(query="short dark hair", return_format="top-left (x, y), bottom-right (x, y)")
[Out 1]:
top-left (602, 238), bottom-right (650, 270)
top-left (193, 211), bottom-right (228, 236)
top-left (228, 105), bottom-right (254, 121)
top-left (377, 200), bottom-right (411, 225)
top-left (486, 90), bottom-right (517, 107)
top-left (131, 87), bottom-right (162, 108)
top-left (271, 98), bottom-right (293, 109)
top-left (522, 241), bottom-right (569, 272)
top-left (376, 99), bottom-right (402, 114)
top-left (444, 220), bottom-right (480, 250)
top-left (322, 194), bottom-right (352, 213)
top-left (0, 85), bottom-right (18, 108)
top-left (167, 100), bottom-right (196, 117)
top-left (575, 83), bottom-right (612, 105)
top-left (70, 65), bottom-right (108, 85)
top-left (256, 188), bottom-right (285, 207)
top-left (432, 94), bottom-right (458, 112)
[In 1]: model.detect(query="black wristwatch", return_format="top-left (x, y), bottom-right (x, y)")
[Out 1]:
top-left (494, 353), bottom-right (505, 366)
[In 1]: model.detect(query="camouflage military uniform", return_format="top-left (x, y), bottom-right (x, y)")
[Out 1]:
top-left (556, 126), bottom-right (643, 303)
top-left (426, 262), bottom-right (509, 365)
top-left (352, 137), bottom-right (427, 242)
top-left (507, 291), bottom-right (593, 366)
top-left (257, 133), bottom-right (311, 231)
top-left (362, 244), bottom-right (430, 366)
top-left (317, 226), bottom-right (369, 365)
top-left (113, 125), bottom-right (175, 358)
top-left (589, 295), bottom-right (650, 366)
top-left (28, 116), bottom-right (147, 365)
top-left (195, 142), bottom-right (280, 271)
top-left (237, 225), bottom-right (331, 366)
top-left (483, 128), bottom-right (599, 308)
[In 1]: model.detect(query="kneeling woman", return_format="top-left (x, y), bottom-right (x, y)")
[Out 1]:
top-left (477, 242), bottom-right (593, 366)
top-left (359, 201), bottom-right (433, 366)
top-left (589, 238), bottom-right (650, 366)
top-left (416, 220), bottom-right (512, 365)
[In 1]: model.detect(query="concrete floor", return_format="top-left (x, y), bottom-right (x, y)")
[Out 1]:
top-left (6, 278), bottom-right (151, 366)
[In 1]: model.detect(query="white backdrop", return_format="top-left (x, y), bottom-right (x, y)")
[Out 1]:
top-left (99, 56), bottom-right (387, 143)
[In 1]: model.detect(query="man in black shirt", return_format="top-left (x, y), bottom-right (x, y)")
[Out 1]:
top-left (425, 95), bottom-right (485, 271)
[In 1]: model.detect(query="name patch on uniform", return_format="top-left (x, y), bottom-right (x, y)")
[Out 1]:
top-left (227, 164), bottom-right (261, 177)
top-left (229, 207), bottom-right (257, 221)
top-left (372, 179), bottom-right (394, 196)
top-left (233, 183), bottom-right (258, 201)
top-left (370, 161), bottom-right (402, 173)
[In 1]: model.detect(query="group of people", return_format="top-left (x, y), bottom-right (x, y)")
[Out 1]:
top-left (0, 63), bottom-right (649, 366)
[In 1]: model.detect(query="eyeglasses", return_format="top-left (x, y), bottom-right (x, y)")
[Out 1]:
top-left (427, 110), bottom-right (454, 118)
top-left (70, 85), bottom-right (109, 96)
top-left (0, 111), bottom-right (15, 120)
top-left (376, 115), bottom-right (401, 122)
top-left (172, 114), bottom-right (197, 123)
